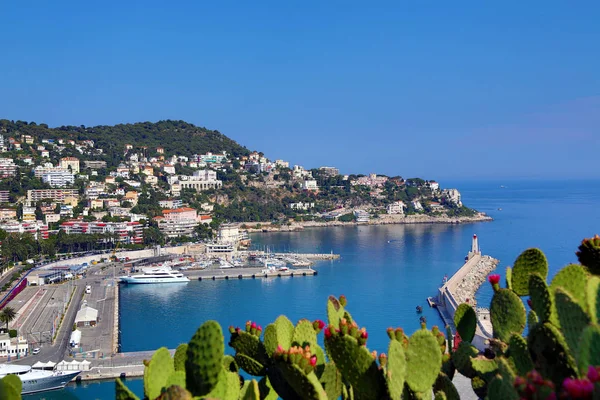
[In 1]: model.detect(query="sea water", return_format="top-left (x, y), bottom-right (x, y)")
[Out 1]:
top-left (29, 179), bottom-right (600, 399)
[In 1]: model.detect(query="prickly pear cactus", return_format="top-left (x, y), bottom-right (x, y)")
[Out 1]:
top-left (143, 347), bottom-right (175, 400)
top-left (555, 288), bottom-right (591, 354)
top-left (405, 329), bottom-right (443, 393)
top-left (453, 303), bottom-right (476, 343)
top-left (511, 248), bottom-right (548, 296)
top-left (185, 320), bottom-right (225, 397)
top-left (173, 344), bottom-right (188, 372)
top-left (433, 373), bottom-right (460, 400)
top-left (0, 374), bottom-right (22, 400)
top-left (240, 379), bottom-right (261, 400)
top-left (490, 288), bottom-right (526, 342)
top-left (577, 234), bottom-right (600, 275)
top-left (264, 315), bottom-right (295, 356)
top-left (508, 334), bottom-right (533, 376)
top-left (156, 385), bottom-right (192, 400)
top-left (486, 358), bottom-right (519, 400)
top-left (115, 377), bottom-right (139, 400)
top-left (319, 362), bottom-right (343, 400)
top-left (327, 295), bottom-right (346, 329)
top-left (452, 341), bottom-right (478, 378)
top-left (383, 339), bottom-right (406, 399)
top-left (549, 264), bottom-right (588, 308)
top-left (587, 276), bottom-right (600, 324)
top-left (505, 266), bottom-right (513, 290)
top-left (292, 319), bottom-right (318, 348)
top-left (576, 324), bottom-right (600, 374)
top-left (528, 274), bottom-right (552, 323)
top-left (527, 322), bottom-right (578, 385)
top-left (527, 309), bottom-right (539, 332)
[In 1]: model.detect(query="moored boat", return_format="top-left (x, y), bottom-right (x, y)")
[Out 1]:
top-left (0, 364), bottom-right (80, 395)
top-left (119, 267), bottom-right (189, 284)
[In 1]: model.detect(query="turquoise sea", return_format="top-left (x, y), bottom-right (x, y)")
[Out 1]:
top-left (26, 179), bottom-right (600, 399)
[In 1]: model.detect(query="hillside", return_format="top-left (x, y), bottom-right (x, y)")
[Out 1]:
top-left (0, 119), bottom-right (250, 164)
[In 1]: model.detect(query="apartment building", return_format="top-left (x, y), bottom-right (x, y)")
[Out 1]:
top-left (42, 171), bottom-right (75, 187)
top-left (27, 189), bottom-right (79, 202)
top-left (155, 207), bottom-right (199, 238)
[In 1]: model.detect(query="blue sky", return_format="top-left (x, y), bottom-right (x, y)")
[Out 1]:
top-left (1, 1), bottom-right (598, 180)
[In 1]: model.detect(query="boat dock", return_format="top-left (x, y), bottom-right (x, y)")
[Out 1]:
top-left (429, 235), bottom-right (498, 351)
top-left (190, 267), bottom-right (317, 281)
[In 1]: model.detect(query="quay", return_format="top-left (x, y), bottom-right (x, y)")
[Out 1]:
top-left (191, 267), bottom-right (317, 281)
top-left (430, 234), bottom-right (498, 351)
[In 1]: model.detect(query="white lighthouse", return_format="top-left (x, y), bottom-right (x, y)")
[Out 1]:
top-left (468, 234), bottom-right (480, 259)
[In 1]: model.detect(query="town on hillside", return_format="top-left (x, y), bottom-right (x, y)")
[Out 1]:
top-left (0, 120), bottom-right (477, 264)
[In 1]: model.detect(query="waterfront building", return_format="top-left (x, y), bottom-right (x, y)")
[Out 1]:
top-left (0, 158), bottom-right (17, 178)
top-left (155, 207), bottom-right (199, 238)
top-left (59, 220), bottom-right (144, 244)
top-left (0, 334), bottom-right (28, 358)
top-left (59, 156), bottom-right (80, 173)
top-left (354, 210), bottom-right (370, 223)
top-left (429, 202), bottom-right (445, 212)
top-left (387, 201), bottom-right (405, 215)
top-left (27, 189), bottom-right (79, 202)
top-left (217, 224), bottom-right (240, 245)
top-left (0, 221), bottom-right (49, 239)
top-left (42, 171), bottom-right (75, 187)
top-left (75, 305), bottom-right (98, 327)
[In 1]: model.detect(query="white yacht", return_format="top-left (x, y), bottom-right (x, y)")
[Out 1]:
top-left (0, 364), bottom-right (80, 395)
top-left (119, 267), bottom-right (190, 284)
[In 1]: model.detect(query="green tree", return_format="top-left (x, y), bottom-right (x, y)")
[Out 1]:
top-left (0, 306), bottom-right (17, 333)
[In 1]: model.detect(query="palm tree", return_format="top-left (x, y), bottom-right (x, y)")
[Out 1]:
top-left (0, 306), bottom-right (17, 333)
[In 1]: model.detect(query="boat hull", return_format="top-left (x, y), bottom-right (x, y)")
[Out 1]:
top-left (120, 277), bottom-right (190, 284)
top-left (21, 371), bottom-right (81, 395)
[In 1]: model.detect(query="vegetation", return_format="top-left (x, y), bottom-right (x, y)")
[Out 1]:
top-left (93, 236), bottom-right (600, 400)
top-left (0, 307), bottom-right (16, 333)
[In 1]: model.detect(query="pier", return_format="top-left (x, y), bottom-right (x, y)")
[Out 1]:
top-left (192, 267), bottom-right (317, 281)
top-left (430, 235), bottom-right (498, 351)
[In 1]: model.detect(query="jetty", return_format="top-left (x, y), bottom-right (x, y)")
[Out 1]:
top-left (430, 234), bottom-right (498, 351)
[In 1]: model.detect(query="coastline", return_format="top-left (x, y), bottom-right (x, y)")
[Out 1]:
top-left (239, 212), bottom-right (493, 233)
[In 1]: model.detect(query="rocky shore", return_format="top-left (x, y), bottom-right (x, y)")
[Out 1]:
top-left (453, 255), bottom-right (499, 308)
top-left (240, 213), bottom-right (493, 233)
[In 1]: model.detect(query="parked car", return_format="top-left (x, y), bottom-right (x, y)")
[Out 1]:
top-left (32, 348), bottom-right (40, 355)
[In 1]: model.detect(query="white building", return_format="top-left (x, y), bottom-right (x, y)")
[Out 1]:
top-left (0, 334), bottom-right (28, 359)
top-left (354, 210), bottom-right (370, 223)
top-left (387, 201), bottom-right (405, 215)
top-left (42, 171), bottom-right (75, 187)
top-left (442, 189), bottom-right (463, 207)
top-left (0, 158), bottom-right (17, 178)
top-left (59, 157), bottom-right (80, 174)
top-left (217, 224), bottom-right (240, 245)
top-left (302, 180), bottom-right (319, 191)
top-left (428, 181), bottom-right (440, 191)
top-left (289, 202), bottom-right (315, 211)
top-left (412, 201), bottom-right (424, 211)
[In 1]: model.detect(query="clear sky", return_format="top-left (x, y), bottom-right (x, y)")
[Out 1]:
top-left (1, 1), bottom-right (599, 180)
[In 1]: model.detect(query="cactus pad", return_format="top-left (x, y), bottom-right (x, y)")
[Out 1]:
top-left (549, 264), bottom-right (588, 308)
top-left (452, 341), bottom-right (478, 378)
top-left (143, 347), bottom-right (174, 400)
top-left (319, 362), bottom-right (343, 400)
top-left (235, 353), bottom-right (266, 376)
top-left (576, 234), bottom-right (600, 275)
top-left (471, 355), bottom-right (498, 376)
top-left (576, 324), bottom-right (600, 374)
top-left (508, 334), bottom-right (533, 376)
top-left (586, 276), bottom-right (600, 324)
top-left (155, 385), bottom-right (192, 400)
top-left (434, 391), bottom-right (447, 400)
top-left (470, 375), bottom-right (487, 399)
top-left (486, 376), bottom-right (518, 400)
top-left (453, 303), bottom-right (476, 343)
top-left (528, 274), bottom-right (552, 323)
top-left (405, 329), bottom-right (443, 393)
top-left (185, 320), bottom-right (225, 397)
top-left (511, 248), bottom-right (548, 296)
top-left (116, 377), bottom-right (139, 400)
top-left (555, 288), bottom-right (591, 354)
top-left (223, 355), bottom-right (239, 373)
top-left (505, 266), bottom-right (513, 290)
top-left (490, 288), bottom-right (526, 342)
top-left (241, 379), bottom-right (261, 400)
top-left (433, 373), bottom-right (460, 400)
top-left (384, 339), bottom-right (406, 399)
top-left (325, 333), bottom-right (385, 399)
top-left (173, 344), bottom-right (188, 372)
top-left (203, 369), bottom-right (242, 400)
top-left (273, 361), bottom-right (327, 400)
top-left (527, 322), bottom-right (578, 385)
top-left (264, 315), bottom-right (295, 356)
top-left (292, 319), bottom-right (318, 348)
top-left (230, 330), bottom-right (268, 365)
top-left (258, 376), bottom-right (280, 400)
top-left (165, 371), bottom-right (186, 390)
top-left (527, 310), bottom-right (539, 332)
top-left (327, 295), bottom-right (345, 328)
